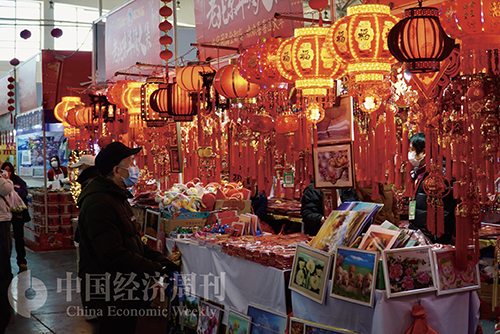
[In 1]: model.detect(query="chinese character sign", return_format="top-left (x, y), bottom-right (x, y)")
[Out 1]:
top-left (194, 0), bottom-right (303, 60)
top-left (105, 0), bottom-right (161, 80)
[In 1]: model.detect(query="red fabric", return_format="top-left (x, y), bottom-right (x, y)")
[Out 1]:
top-left (404, 305), bottom-right (437, 334)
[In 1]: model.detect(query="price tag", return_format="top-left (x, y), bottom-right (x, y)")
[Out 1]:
top-left (409, 200), bottom-right (416, 220)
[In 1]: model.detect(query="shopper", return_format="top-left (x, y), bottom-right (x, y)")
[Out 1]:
top-left (408, 132), bottom-right (456, 244)
top-left (77, 142), bottom-right (179, 333)
top-left (250, 182), bottom-right (268, 224)
top-left (0, 173), bottom-right (14, 333)
top-left (47, 155), bottom-right (68, 181)
top-left (2, 162), bottom-right (28, 272)
top-left (301, 179), bottom-right (325, 236)
top-left (69, 154), bottom-right (99, 188)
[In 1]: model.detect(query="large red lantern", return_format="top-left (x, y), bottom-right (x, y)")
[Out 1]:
top-left (107, 80), bottom-right (128, 108)
top-left (213, 64), bottom-right (260, 99)
top-left (120, 81), bottom-right (142, 115)
top-left (249, 110), bottom-right (275, 133)
top-left (277, 27), bottom-right (345, 96)
top-left (65, 107), bottom-right (80, 127)
top-left (238, 37), bottom-right (284, 89)
top-left (275, 110), bottom-right (299, 134)
top-left (440, 0), bottom-right (500, 74)
top-left (75, 106), bottom-right (93, 126)
top-left (150, 83), bottom-right (197, 121)
top-left (177, 62), bottom-right (215, 93)
top-left (388, 4), bottom-right (455, 73)
top-left (327, 4), bottom-right (398, 83)
top-left (54, 97), bottom-right (83, 124)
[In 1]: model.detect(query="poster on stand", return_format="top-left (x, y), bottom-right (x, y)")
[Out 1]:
top-left (289, 244), bottom-right (331, 304)
top-left (197, 300), bottom-right (223, 334)
top-left (432, 248), bottom-right (480, 295)
top-left (246, 303), bottom-right (288, 334)
top-left (226, 309), bottom-right (252, 334)
top-left (330, 246), bottom-right (378, 308)
top-left (183, 294), bottom-right (200, 329)
top-left (313, 143), bottom-right (354, 188)
top-left (382, 246), bottom-right (436, 298)
top-left (317, 96), bottom-right (354, 145)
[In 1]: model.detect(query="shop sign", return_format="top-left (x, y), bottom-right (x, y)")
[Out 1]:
top-left (16, 109), bottom-right (43, 134)
top-left (105, 0), bottom-right (161, 80)
top-left (18, 55), bottom-right (39, 113)
top-left (194, 0), bottom-right (303, 60)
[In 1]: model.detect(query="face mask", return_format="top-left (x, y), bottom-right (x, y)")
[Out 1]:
top-left (408, 151), bottom-right (424, 167)
top-left (121, 165), bottom-right (140, 187)
top-left (51, 161), bottom-right (59, 168)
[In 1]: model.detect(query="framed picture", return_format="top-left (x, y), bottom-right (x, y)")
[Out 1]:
top-left (144, 209), bottom-right (161, 241)
top-left (183, 294), bottom-right (201, 329)
top-left (289, 318), bottom-right (305, 334)
top-left (317, 95), bottom-right (354, 144)
top-left (358, 225), bottom-right (400, 252)
top-left (289, 243), bottom-right (332, 304)
top-left (382, 246), bottom-right (436, 298)
top-left (226, 309), bottom-right (252, 334)
top-left (197, 300), bottom-right (223, 334)
top-left (313, 143), bottom-right (354, 188)
top-left (247, 303), bottom-right (288, 334)
top-left (432, 248), bottom-right (480, 295)
top-left (330, 246), bottom-right (378, 308)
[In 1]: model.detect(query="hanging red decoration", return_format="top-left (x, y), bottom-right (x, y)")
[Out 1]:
top-left (120, 81), bottom-right (143, 115)
top-left (440, 0), bottom-right (500, 74)
top-left (275, 110), bottom-right (300, 134)
top-left (238, 37), bottom-right (285, 89)
top-left (107, 80), bottom-right (128, 108)
top-left (65, 107), bottom-right (80, 127)
top-left (309, 0), bottom-right (328, 10)
top-left (249, 109), bottom-right (275, 133)
top-left (150, 83), bottom-right (197, 121)
top-left (177, 62), bottom-right (215, 93)
top-left (388, 3), bottom-right (455, 73)
top-left (158, 2), bottom-right (173, 61)
top-left (213, 64), bottom-right (260, 99)
top-left (10, 58), bottom-right (19, 66)
top-left (20, 29), bottom-right (31, 40)
top-left (75, 106), bottom-right (93, 126)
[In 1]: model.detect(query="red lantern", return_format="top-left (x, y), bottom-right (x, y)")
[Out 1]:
top-left (275, 111), bottom-right (299, 134)
top-left (249, 111), bottom-right (275, 133)
top-left (388, 5), bottom-right (455, 73)
top-left (20, 29), bottom-right (31, 39)
top-left (10, 58), bottom-right (19, 66)
top-left (328, 4), bottom-right (398, 83)
top-left (75, 106), bottom-right (93, 126)
top-left (150, 83), bottom-right (197, 121)
top-left (238, 37), bottom-right (284, 89)
top-left (177, 62), bottom-right (215, 93)
top-left (107, 80), bottom-right (128, 107)
top-left (213, 64), bottom-right (260, 99)
top-left (277, 27), bottom-right (345, 96)
top-left (65, 107), bottom-right (79, 127)
top-left (54, 97), bottom-right (83, 124)
top-left (51, 28), bottom-right (63, 38)
top-left (120, 81), bottom-right (143, 115)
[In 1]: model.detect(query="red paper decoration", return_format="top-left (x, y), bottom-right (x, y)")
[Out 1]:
top-left (54, 97), bottom-right (84, 124)
top-left (158, 3), bottom-right (173, 61)
top-left (213, 64), bottom-right (260, 99)
top-left (65, 107), bottom-right (80, 127)
top-left (309, 0), bottom-right (328, 10)
top-left (75, 106), bottom-right (93, 126)
top-left (275, 111), bottom-right (299, 134)
top-left (150, 83), bottom-right (196, 121)
top-left (249, 111), bottom-right (275, 133)
top-left (7, 77), bottom-right (15, 115)
top-left (120, 81), bottom-right (142, 115)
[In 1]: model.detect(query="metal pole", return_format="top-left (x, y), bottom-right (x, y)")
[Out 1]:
top-left (274, 13), bottom-right (332, 25)
top-left (43, 111), bottom-right (48, 234)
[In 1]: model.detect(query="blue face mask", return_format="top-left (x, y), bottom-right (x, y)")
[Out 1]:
top-left (121, 165), bottom-right (140, 187)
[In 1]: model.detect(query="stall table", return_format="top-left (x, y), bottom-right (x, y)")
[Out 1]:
top-left (166, 239), bottom-right (288, 323)
top-left (292, 280), bottom-right (480, 334)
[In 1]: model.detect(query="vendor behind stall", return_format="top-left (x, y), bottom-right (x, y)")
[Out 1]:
top-left (48, 155), bottom-right (68, 181)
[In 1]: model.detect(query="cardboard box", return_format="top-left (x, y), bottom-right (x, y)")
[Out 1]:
top-left (214, 200), bottom-right (252, 214)
top-left (161, 217), bottom-right (208, 234)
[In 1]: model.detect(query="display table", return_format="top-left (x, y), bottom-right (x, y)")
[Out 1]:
top-left (166, 239), bottom-right (288, 323)
top-left (292, 280), bottom-right (480, 334)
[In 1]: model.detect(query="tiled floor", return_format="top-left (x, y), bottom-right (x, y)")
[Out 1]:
top-left (6, 247), bottom-right (167, 334)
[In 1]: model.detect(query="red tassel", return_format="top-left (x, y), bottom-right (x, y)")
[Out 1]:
top-left (395, 154), bottom-right (402, 189)
top-left (427, 198), bottom-right (436, 235)
top-left (437, 202), bottom-right (445, 237)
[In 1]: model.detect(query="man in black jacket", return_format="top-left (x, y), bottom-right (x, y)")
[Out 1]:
top-left (77, 142), bottom-right (179, 333)
top-left (301, 180), bottom-right (325, 236)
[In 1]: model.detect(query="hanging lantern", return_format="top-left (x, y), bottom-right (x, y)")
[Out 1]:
top-left (20, 29), bottom-right (31, 40)
top-left (65, 107), bottom-right (80, 127)
top-left (213, 64), bottom-right (260, 99)
top-left (150, 83), bottom-right (197, 122)
top-left (440, 0), bottom-right (500, 74)
top-left (177, 62), bottom-right (215, 93)
top-left (275, 110), bottom-right (300, 134)
top-left (141, 78), bottom-right (169, 126)
top-left (328, 4), bottom-right (398, 84)
top-left (107, 80), bottom-right (128, 108)
top-left (388, 2), bottom-right (455, 73)
top-left (277, 27), bottom-right (345, 96)
top-left (248, 108), bottom-right (275, 133)
top-left (51, 28), bottom-right (63, 38)
top-left (10, 58), bottom-right (19, 66)
top-left (75, 106), bottom-right (93, 126)
top-left (120, 81), bottom-right (143, 115)
top-left (238, 37), bottom-right (285, 89)
top-left (54, 96), bottom-right (84, 124)
top-left (305, 101), bottom-right (325, 124)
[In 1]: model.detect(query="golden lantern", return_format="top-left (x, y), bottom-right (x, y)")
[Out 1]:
top-left (54, 96), bottom-right (83, 124)
top-left (177, 62), bottom-right (215, 93)
top-left (305, 101), bottom-right (325, 124)
top-left (327, 4), bottom-right (398, 84)
top-left (107, 80), bottom-right (128, 108)
top-left (75, 106), bottom-right (93, 127)
top-left (277, 27), bottom-right (345, 96)
top-left (120, 81), bottom-right (143, 115)
top-left (150, 83), bottom-right (197, 122)
top-left (213, 64), bottom-right (260, 99)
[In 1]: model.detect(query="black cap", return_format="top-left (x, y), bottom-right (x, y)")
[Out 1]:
top-left (95, 142), bottom-right (142, 175)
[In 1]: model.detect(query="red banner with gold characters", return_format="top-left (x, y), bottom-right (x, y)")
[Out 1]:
top-left (194, 0), bottom-right (303, 60)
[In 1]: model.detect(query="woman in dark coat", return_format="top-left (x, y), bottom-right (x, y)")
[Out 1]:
top-left (301, 180), bottom-right (325, 236)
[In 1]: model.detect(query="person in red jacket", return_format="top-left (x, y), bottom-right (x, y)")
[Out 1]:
top-left (47, 155), bottom-right (68, 181)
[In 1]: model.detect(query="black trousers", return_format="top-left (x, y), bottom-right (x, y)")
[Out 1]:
top-left (0, 221), bottom-right (13, 334)
top-left (11, 218), bottom-right (27, 266)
